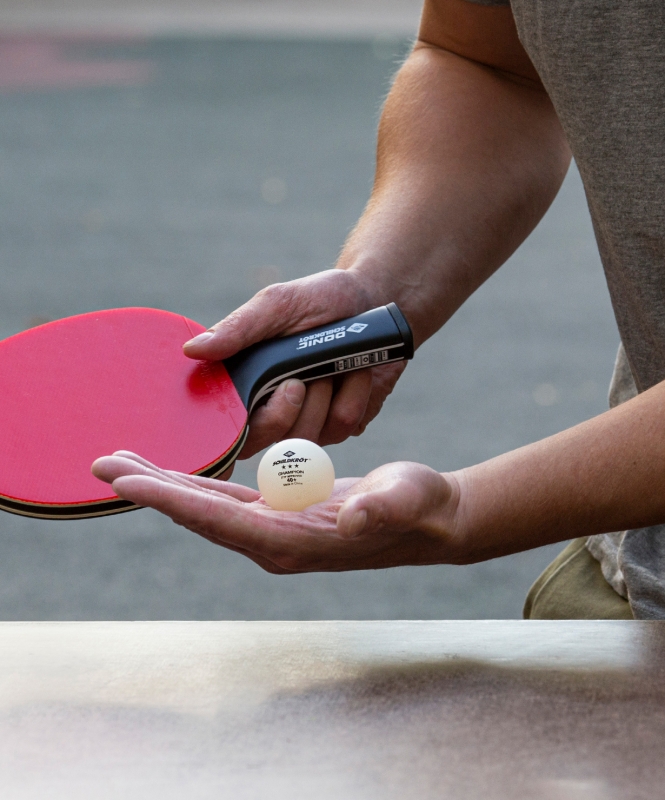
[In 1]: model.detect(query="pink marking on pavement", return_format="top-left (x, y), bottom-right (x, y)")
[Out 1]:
top-left (0, 36), bottom-right (155, 92)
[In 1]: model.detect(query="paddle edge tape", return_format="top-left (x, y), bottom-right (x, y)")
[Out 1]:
top-left (0, 427), bottom-right (249, 521)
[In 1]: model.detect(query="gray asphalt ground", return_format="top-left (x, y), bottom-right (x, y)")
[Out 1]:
top-left (0, 35), bottom-right (619, 619)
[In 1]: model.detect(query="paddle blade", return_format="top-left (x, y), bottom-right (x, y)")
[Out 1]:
top-left (0, 308), bottom-right (247, 517)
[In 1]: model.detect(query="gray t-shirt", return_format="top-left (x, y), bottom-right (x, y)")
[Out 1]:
top-left (466, 1), bottom-right (665, 618)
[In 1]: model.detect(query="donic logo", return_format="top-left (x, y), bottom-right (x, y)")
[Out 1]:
top-left (297, 322), bottom-right (368, 350)
top-left (283, 450), bottom-right (295, 457)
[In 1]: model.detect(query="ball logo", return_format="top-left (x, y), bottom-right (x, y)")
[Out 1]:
top-left (273, 452), bottom-right (311, 466)
top-left (346, 323), bottom-right (368, 333)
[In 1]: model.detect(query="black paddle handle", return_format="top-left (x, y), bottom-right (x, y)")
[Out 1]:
top-left (224, 303), bottom-right (414, 412)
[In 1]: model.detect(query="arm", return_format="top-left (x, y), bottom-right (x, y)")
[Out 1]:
top-left (451, 381), bottom-right (665, 563)
top-left (92, 371), bottom-right (665, 572)
top-left (184, 0), bottom-right (571, 454)
top-left (338, 1), bottom-right (570, 346)
top-left (99, 2), bottom-right (654, 571)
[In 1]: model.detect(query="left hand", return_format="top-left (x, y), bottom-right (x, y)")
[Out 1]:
top-left (91, 452), bottom-right (462, 573)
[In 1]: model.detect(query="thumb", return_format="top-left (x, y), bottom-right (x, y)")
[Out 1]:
top-left (183, 269), bottom-right (369, 361)
top-left (336, 462), bottom-right (453, 539)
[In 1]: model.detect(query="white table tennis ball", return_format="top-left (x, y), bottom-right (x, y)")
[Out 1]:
top-left (257, 438), bottom-right (335, 511)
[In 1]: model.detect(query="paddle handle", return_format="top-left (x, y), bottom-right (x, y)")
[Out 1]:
top-left (224, 303), bottom-right (414, 412)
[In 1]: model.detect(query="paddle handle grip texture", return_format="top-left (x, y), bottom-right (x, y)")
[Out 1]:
top-left (224, 303), bottom-right (414, 412)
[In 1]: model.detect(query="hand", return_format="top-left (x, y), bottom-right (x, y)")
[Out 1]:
top-left (91, 452), bottom-right (462, 573)
top-left (182, 269), bottom-right (408, 458)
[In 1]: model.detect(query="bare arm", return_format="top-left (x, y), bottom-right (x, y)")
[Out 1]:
top-left (449, 382), bottom-right (665, 563)
top-left (339, 2), bottom-right (570, 345)
top-left (91, 371), bottom-right (665, 574)
top-left (96, 3), bottom-right (665, 572)
top-left (184, 0), bottom-right (571, 453)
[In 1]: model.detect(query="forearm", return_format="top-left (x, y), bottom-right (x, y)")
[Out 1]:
top-left (448, 381), bottom-right (665, 564)
top-left (337, 44), bottom-right (570, 346)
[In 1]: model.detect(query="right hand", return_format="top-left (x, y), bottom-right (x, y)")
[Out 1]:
top-left (182, 269), bottom-right (409, 459)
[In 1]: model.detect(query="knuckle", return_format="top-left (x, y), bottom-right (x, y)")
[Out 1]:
top-left (256, 405), bottom-right (286, 433)
top-left (322, 423), bottom-right (356, 446)
top-left (351, 422), bottom-right (368, 437)
top-left (215, 282), bottom-right (293, 342)
top-left (210, 305), bottom-right (245, 336)
top-left (330, 402), bottom-right (365, 433)
top-left (251, 408), bottom-right (295, 442)
top-left (197, 492), bottom-right (218, 520)
top-left (268, 388), bottom-right (302, 419)
top-left (256, 282), bottom-right (298, 322)
top-left (254, 281), bottom-right (286, 305)
top-left (271, 551), bottom-right (304, 572)
top-left (237, 440), bottom-right (260, 460)
top-left (259, 561), bottom-right (289, 575)
top-left (307, 376), bottom-right (333, 399)
top-left (261, 417), bottom-right (294, 445)
top-left (372, 361), bottom-right (406, 393)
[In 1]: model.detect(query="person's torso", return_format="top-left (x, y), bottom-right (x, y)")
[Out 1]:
top-left (510, 0), bottom-right (665, 392)
top-left (466, 0), bottom-right (665, 617)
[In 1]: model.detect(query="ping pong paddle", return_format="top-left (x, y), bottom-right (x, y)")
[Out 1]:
top-left (0, 304), bottom-right (413, 519)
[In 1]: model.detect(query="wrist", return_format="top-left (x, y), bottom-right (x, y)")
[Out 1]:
top-left (441, 465), bottom-right (515, 565)
top-left (337, 256), bottom-right (433, 349)
top-left (428, 469), bottom-right (474, 564)
top-left (336, 254), bottom-right (392, 306)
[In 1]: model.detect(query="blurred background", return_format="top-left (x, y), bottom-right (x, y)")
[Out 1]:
top-left (0, 1), bottom-right (619, 620)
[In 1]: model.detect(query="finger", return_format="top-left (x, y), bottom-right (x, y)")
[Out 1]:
top-left (182, 269), bottom-right (368, 361)
top-left (110, 475), bottom-right (288, 556)
top-left (92, 455), bottom-right (221, 497)
top-left (105, 451), bottom-right (199, 482)
top-left (318, 369), bottom-right (372, 446)
top-left (102, 462), bottom-right (292, 570)
top-left (109, 450), bottom-right (160, 468)
top-left (239, 379), bottom-right (306, 459)
top-left (219, 463), bottom-right (235, 481)
top-left (92, 454), bottom-right (157, 484)
top-left (109, 450), bottom-right (239, 491)
top-left (93, 454), bottom-right (260, 502)
top-left (285, 377), bottom-right (334, 443)
top-left (352, 361), bottom-right (407, 436)
top-left (178, 472), bottom-right (261, 502)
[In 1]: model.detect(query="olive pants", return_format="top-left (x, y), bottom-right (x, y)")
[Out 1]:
top-left (523, 538), bottom-right (633, 620)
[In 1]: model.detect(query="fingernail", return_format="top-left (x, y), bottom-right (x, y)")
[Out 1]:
top-left (347, 509), bottom-right (367, 537)
top-left (184, 331), bottom-right (215, 348)
top-left (285, 380), bottom-right (305, 405)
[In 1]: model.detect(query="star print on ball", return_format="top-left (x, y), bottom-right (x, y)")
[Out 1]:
top-left (257, 439), bottom-right (335, 511)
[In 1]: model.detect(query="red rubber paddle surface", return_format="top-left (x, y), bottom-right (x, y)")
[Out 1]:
top-left (0, 308), bottom-right (247, 514)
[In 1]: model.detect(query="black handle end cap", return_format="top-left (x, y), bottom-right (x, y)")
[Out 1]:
top-left (386, 303), bottom-right (414, 359)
